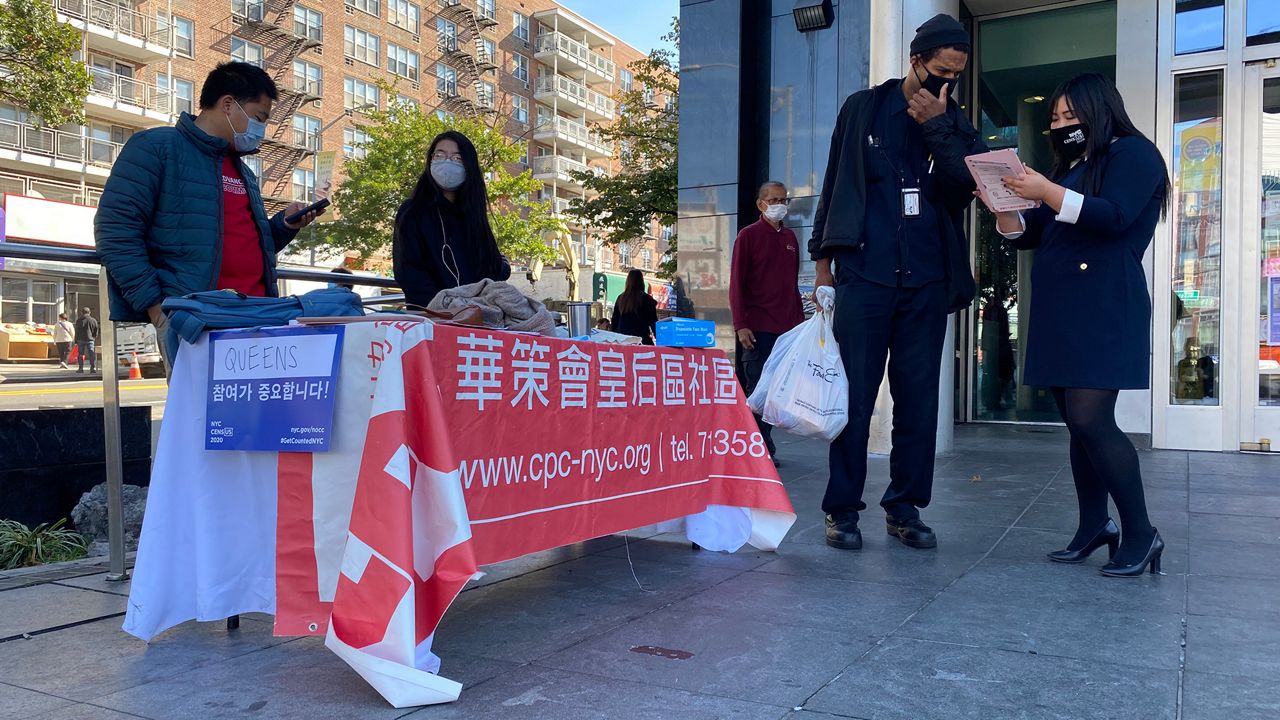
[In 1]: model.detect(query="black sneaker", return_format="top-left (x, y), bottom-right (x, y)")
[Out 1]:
top-left (825, 514), bottom-right (862, 550)
top-left (886, 516), bottom-right (937, 549)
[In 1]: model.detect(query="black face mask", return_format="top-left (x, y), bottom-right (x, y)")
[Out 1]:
top-left (1050, 123), bottom-right (1090, 162)
top-left (914, 64), bottom-right (957, 97)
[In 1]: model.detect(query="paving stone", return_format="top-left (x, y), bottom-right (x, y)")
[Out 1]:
top-left (806, 636), bottom-right (1177, 720)
top-left (537, 605), bottom-right (870, 708)
top-left (1189, 539), bottom-right (1280, 580)
top-left (1185, 614), bottom-right (1280, 680)
top-left (946, 558), bottom-right (1187, 615)
top-left (1188, 513), bottom-right (1280, 545)
top-left (397, 665), bottom-right (787, 720)
top-left (52, 573), bottom-right (132, 597)
top-left (30, 703), bottom-right (149, 720)
top-left (897, 587), bottom-right (1184, 671)
top-left (0, 584), bottom-right (126, 638)
top-left (1186, 575), bottom-right (1280, 620)
top-left (1189, 491), bottom-right (1280, 518)
top-left (0, 680), bottom-right (76, 718)
top-left (1182, 671), bottom-right (1280, 720)
top-left (595, 533), bottom-right (779, 571)
top-left (94, 636), bottom-right (515, 720)
top-left (0, 615), bottom-right (292, 702)
top-left (432, 555), bottom-right (741, 664)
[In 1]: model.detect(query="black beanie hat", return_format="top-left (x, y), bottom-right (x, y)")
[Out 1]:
top-left (909, 13), bottom-right (971, 57)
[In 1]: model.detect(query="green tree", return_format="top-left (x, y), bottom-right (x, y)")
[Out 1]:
top-left (567, 20), bottom-right (678, 278)
top-left (0, 0), bottom-right (92, 126)
top-left (299, 93), bottom-right (559, 267)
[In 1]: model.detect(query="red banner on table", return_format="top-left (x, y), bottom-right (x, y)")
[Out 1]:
top-left (275, 320), bottom-right (794, 707)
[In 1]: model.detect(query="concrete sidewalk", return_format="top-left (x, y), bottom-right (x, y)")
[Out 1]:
top-left (0, 363), bottom-right (130, 384)
top-left (1, 425), bottom-right (1277, 719)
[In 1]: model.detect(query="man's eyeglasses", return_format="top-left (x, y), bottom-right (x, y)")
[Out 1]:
top-left (764, 198), bottom-right (791, 206)
top-left (431, 150), bottom-right (463, 162)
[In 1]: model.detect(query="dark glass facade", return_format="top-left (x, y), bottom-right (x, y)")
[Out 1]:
top-left (677, 0), bottom-right (870, 348)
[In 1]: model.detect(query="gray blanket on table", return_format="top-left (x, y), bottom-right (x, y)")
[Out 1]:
top-left (427, 279), bottom-right (557, 336)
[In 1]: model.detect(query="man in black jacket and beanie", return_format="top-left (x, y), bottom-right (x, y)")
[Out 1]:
top-left (812, 14), bottom-right (985, 552)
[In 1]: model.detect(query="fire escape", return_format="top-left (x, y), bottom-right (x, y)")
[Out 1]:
top-left (224, 0), bottom-right (323, 209)
top-left (433, 0), bottom-right (499, 119)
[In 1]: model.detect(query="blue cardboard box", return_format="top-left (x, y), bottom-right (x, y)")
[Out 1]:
top-left (655, 317), bottom-right (716, 347)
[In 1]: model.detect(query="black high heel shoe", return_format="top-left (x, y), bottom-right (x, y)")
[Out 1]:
top-left (1100, 529), bottom-right (1165, 577)
top-left (1047, 519), bottom-right (1120, 564)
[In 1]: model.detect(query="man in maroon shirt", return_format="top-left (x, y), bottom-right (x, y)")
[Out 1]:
top-left (730, 181), bottom-right (806, 465)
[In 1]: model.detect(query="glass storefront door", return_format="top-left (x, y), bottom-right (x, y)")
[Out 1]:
top-left (1240, 64), bottom-right (1280, 446)
top-left (967, 2), bottom-right (1118, 422)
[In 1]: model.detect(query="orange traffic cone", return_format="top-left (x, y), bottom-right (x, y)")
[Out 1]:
top-left (128, 352), bottom-right (142, 380)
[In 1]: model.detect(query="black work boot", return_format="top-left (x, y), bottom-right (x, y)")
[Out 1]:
top-left (825, 514), bottom-right (862, 550)
top-left (886, 515), bottom-right (937, 549)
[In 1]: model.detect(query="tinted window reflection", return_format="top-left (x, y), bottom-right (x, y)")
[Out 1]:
top-left (1175, 0), bottom-right (1225, 55)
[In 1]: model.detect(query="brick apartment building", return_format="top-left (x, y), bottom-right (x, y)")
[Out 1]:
top-left (0, 0), bottom-right (674, 327)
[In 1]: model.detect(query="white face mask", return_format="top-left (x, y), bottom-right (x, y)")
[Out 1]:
top-left (763, 203), bottom-right (788, 222)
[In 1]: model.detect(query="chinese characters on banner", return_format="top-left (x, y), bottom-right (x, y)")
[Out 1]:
top-left (206, 326), bottom-right (344, 451)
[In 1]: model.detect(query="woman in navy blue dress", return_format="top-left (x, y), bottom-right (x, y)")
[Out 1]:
top-left (990, 73), bottom-right (1171, 577)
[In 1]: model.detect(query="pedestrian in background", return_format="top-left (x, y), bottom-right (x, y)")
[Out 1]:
top-left (730, 181), bottom-right (805, 466)
top-left (993, 72), bottom-right (1170, 577)
top-left (611, 269), bottom-right (659, 345)
top-left (54, 312), bottom-right (74, 369)
top-left (393, 131), bottom-right (512, 309)
top-left (810, 14), bottom-right (984, 552)
top-left (73, 307), bottom-right (99, 375)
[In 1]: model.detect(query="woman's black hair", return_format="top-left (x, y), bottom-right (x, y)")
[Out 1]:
top-left (1047, 73), bottom-right (1171, 218)
top-left (614, 268), bottom-right (649, 315)
top-left (401, 130), bottom-right (506, 279)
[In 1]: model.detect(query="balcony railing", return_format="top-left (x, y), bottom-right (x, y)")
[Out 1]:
top-left (0, 118), bottom-right (124, 168)
top-left (535, 74), bottom-right (615, 119)
top-left (537, 115), bottom-right (612, 155)
top-left (88, 68), bottom-right (176, 115)
top-left (55, 0), bottom-right (174, 48)
top-left (535, 32), bottom-right (615, 79)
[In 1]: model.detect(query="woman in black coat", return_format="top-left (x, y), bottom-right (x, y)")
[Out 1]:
top-left (992, 73), bottom-right (1171, 578)
top-left (393, 131), bottom-right (510, 309)
top-left (610, 269), bottom-right (658, 344)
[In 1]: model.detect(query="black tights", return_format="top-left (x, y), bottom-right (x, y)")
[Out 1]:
top-left (1051, 388), bottom-right (1155, 565)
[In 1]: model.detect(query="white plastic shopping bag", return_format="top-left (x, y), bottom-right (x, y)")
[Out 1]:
top-left (747, 287), bottom-right (848, 441)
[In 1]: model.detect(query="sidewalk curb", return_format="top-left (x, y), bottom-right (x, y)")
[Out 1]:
top-left (0, 372), bottom-right (129, 385)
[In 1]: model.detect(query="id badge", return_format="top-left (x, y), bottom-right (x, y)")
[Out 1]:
top-left (901, 187), bottom-right (921, 218)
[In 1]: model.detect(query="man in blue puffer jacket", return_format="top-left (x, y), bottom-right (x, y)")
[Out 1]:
top-left (95, 62), bottom-right (323, 371)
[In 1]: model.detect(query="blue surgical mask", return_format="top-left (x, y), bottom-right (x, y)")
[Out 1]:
top-left (227, 101), bottom-right (266, 153)
top-left (430, 159), bottom-right (467, 191)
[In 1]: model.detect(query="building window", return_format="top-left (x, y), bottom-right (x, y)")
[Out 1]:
top-left (665, 94), bottom-right (675, 112)
top-left (478, 80), bottom-right (495, 108)
top-left (512, 138), bottom-right (527, 165)
top-left (293, 59), bottom-right (322, 96)
top-left (387, 43), bottom-right (419, 80)
top-left (344, 26), bottom-right (380, 66)
top-left (158, 14), bottom-right (194, 57)
top-left (436, 63), bottom-right (457, 95)
top-left (343, 76), bottom-right (379, 109)
top-left (1174, 0), bottom-right (1224, 55)
top-left (343, 126), bottom-right (371, 159)
top-left (394, 93), bottom-right (416, 108)
top-left (292, 168), bottom-right (316, 201)
top-left (436, 18), bottom-right (457, 51)
top-left (388, 0), bottom-right (419, 31)
top-left (344, 0), bottom-right (379, 18)
top-left (1170, 70), bottom-right (1224, 406)
top-left (512, 95), bottom-right (528, 123)
top-left (1248, 1), bottom-right (1280, 46)
top-left (156, 74), bottom-right (194, 115)
top-left (480, 38), bottom-right (496, 65)
top-left (512, 53), bottom-right (529, 83)
top-left (293, 113), bottom-right (321, 150)
top-left (242, 155), bottom-right (263, 185)
top-left (620, 69), bottom-right (633, 91)
top-left (476, 0), bottom-right (494, 22)
top-left (642, 83), bottom-right (655, 105)
top-left (233, 0), bottom-right (265, 22)
top-left (436, 109), bottom-right (453, 122)
top-left (642, 249), bottom-right (652, 269)
top-left (660, 225), bottom-right (674, 243)
top-left (293, 6), bottom-right (323, 42)
top-left (0, 278), bottom-right (61, 326)
top-left (512, 11), bottom-right (529, 43)
top-left (230, 38), bottom-right (265, 67)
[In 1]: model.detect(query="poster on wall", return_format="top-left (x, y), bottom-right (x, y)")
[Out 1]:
top-left (1270, 276), bottom-right (1280, 346)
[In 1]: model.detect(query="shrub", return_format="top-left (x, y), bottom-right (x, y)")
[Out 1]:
top-left (0, 518), bottom-right (89, 569)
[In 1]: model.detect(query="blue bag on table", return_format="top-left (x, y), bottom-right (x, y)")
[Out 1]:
top-left (160, 288), bottom-right (364, 358)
